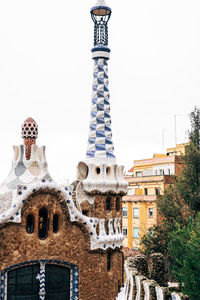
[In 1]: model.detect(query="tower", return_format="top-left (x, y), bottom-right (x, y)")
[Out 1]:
top-left (76, 0), bottom-right (127, 216)
top-left (74, 0), bottom-right (127, 297)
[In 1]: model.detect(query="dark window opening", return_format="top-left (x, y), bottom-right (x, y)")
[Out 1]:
top-left (26, 214), bottom-right (34, 234)
top-left (53, 214), bottom-right (59, 233)
top-left (106, 197), bottom-right (111, 212)
top-left (148, 208), bottom-right (154, 218)
top-left (106, 220), bottom-right (109, 235)
top-left (116, 197), bottom-right (120, 211)
top-left (144, 188), bottom-right (148, 195)
top-left (155, 188), bottom-right (160, 196)
top-left (82, 210), bottom-right (88, 216)
top-left (96, 167), bottom-right (101, 174)
top-left (7, 264), bottom-right (40, 298)
top-left (118, 280), bottom-right (121, 293)
top-left (107, 252), bottom-right (111, 271)
top-left (38, 207), bottom-right (48, 239)
top-left (106, 167), bottom-right (110, 175)
top-left (45, 264), bottom-right (70, 299)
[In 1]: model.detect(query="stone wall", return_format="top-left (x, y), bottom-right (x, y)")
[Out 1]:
top-left (0, 191), bottom-right (123, 300)
top-left (116, 256), bottom-right (189, 300)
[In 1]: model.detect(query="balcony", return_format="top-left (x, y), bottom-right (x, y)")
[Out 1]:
top-left (123, 195), bottom-right (157, 202)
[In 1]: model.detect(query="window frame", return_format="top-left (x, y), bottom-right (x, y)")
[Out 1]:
top-left (148, 208), bottom-right (154, 218)
top-left (133, 227), bottom-right (140, 239)
top-left (122, 207), bottom-right (128, 217)
top-left (123, 227), bottom-right (128, 236)
top-left (133, 208), bottom-right (139, 218)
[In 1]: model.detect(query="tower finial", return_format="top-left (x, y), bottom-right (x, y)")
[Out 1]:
top-left (91, 0), bottom-right (111, 59)
top-left (22, 117), bottom-right (38, 160)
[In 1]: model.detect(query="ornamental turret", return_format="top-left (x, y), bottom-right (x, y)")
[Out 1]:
top-left (22, 117), bottom-right (38, 160)
top-left (76, 0), bottom-right (127, 195)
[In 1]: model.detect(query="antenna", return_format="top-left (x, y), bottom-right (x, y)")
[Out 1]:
top-left (174, 115), bottom-right (177, 146)
top-left (162, 129), bottom-right (165, 153)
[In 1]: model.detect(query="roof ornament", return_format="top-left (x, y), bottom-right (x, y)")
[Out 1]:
top-left (91, 0), bottom-right (111, 57)
top-left (22, 117), bottom-right (38, 160)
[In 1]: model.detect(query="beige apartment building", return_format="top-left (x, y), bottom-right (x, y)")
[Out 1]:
top-left (122, 144), bottom-right (186, 249)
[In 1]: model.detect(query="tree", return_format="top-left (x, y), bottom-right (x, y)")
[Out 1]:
top-left (168, 215), bottom-right (200, 299)
top-left (178, 107), bottom-right (200, 212)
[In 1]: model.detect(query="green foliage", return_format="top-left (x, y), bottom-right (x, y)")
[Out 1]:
top-left (168, 215), bottom-right (200, 299)
top-left (141, 223), bottom-right (171, 256)
top-left (141, 106), bottom-right (200, 296)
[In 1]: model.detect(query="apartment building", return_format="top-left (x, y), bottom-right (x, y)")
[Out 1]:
top-left (122, 143), bottom-right (186, 249)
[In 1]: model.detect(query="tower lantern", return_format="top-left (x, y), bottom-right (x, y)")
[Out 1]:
top-left (91, 0), bottom-right (111, 59)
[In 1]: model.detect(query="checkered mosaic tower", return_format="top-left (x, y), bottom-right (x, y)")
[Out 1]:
top-left (86, 0), bottom-right (115, 162)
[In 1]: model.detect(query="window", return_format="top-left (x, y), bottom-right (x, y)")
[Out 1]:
top-left (122, 207), bottom-right (128, 217)
top-left (133, 227), bottom-right (139, 238)
top-left (116, 197), bottom-right (120, 211)
top-left (148, 208), bottom-right (154, 218)
top-left (96, 167), bottom-right (101, 174)
top-left (123, 227), bottom-right (127, 236)
top-left (136, 171), bottom-right (142, 177)
top-left (106, 197), bottom-right (111, 212)
top-left (26, 214), bottom-right (34, 234)
top-left (38, 207), bottom-right (48, 239)
top-left (155, 188), bottom-right (160, 196)
top-left (7, 264), bottom-right (40, 298)
top-left (127, 189), bottom-right (134, 196)
top-left (45, 265), bottom-right (70, 299)
top-left (144, 188), bottom-right (148, 195)
top-left (53, 214), bottom-right (59, 233)
top-left (160, 169), bottom-right (164, 175)
top-left (107, 252), bottom-right (111, 271)
top-left (133, 208), bottom-right (139, 218)
top-left (168, 169), bottom-right (171, 175)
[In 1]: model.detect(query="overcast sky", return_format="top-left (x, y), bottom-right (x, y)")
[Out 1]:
top-left (0, 0), bottom-right (199, 183)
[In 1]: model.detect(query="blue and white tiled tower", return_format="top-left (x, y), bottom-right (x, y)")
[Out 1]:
top-left (86, 0), bottom-right (114, 161)
top-left (77, 0), bottom-right (127, 194)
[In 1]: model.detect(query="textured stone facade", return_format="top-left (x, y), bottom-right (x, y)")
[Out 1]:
top-left (0, 191), bottom-right (123, 300)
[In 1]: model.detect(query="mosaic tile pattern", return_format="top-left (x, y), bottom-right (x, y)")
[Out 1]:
top-left (86, 58), bottom-right (115, 161)
top-left (1, 259), bottom-right (79, 300)
top-left (0, 145), bottom-right (51, 223)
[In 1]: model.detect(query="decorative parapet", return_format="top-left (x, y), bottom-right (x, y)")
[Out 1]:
top-left (116, 258), bottom-right (188, 300)
top-left (143, 279), bottom-right (157, 300)
top-left (77, 161), bottom-right (127, 195)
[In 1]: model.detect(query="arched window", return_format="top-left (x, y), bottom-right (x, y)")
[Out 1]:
top-left (53, 214), bottom-right (59, 233)
top-left (107, 252), bottom-right (111, 271)
top-left (116, 197), bottom-right (120, 211)
top-left (38, 207), bottom-right (48, 239)
top-left (26, 214), bottom-right (34, 234)
top-left (106, 197), bottom-right (111, 213)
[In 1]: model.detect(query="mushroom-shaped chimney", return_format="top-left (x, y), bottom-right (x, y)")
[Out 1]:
top-left (22, 117), bottom-right (38, 160)
top-left (91, 0), bottom-right (111, 57)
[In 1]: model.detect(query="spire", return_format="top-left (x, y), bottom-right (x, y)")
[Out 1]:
top-left (22, 117), bottom-right (38, 160)
top-left (76, 0), bottom-right (127, 195)
top-left (86, 0), bottom-right (115, 162)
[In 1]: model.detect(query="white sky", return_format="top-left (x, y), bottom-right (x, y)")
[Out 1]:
top-left (0, 0), bottom-right (199, 183)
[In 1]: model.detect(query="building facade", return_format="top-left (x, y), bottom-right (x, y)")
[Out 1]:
top-left (0, 1), bottom-right (127, 299)
top-left (122, 144), bottom-right (186, 249)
